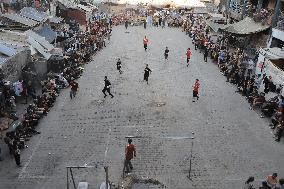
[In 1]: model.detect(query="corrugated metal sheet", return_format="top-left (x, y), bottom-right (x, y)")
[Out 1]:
top-left (35, 26), bottom-right (57, 43)
top-left (0, 43), bottom-right (17, 57)
top-left (26, 30), bottom-right (54, 51)
top-left (206, 20), bottom-right (226, 32)
top-left (1, 13), bottom-right (38, 27)
top-left (27, 37), bottom-right (51, 59)
top-left (222, 17), bottom-right (270, 35)
top-left (20, 7), bottom-right (47, 22)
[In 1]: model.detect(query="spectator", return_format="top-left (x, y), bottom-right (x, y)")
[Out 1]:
top-left (125, 138), bottom-right (136, 173)
top-left (263, 173), bottom-right (278, 189)
top-left (244, 176), bottom-right (255, 189)
top-left (278, 178), bottom-right (284, 189)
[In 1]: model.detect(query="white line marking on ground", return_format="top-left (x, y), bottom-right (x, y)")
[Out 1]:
top-left (18, 136), bottom-right (43, 179)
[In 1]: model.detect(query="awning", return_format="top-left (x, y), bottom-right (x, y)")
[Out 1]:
top-left (221, 17), bottom-right (270, 35)
top-left (1, 13), bottom-right (38, 27)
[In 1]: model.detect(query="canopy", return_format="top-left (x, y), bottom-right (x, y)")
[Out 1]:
top-left (221, 17), bottom-right (270, 35)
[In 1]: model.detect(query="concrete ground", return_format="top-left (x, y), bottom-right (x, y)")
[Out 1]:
top-left (0, 25), bottom-right (283, 189)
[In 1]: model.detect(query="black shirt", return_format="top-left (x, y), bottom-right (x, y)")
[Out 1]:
top-left (104, 79), bottom-right (111, 88)
top-left (117, 61), bottom-right (121, 67)
top-left (144, 67), bottom-right (151, 75)
top-left (164, 49), bottom-right (169, 55)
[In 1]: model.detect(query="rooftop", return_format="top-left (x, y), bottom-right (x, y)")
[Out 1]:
top-left (20, 7), bottom-right (48, 22)
top-left (0, 30), bottom-right (29, 65)
top-left (1, 13), bottom-right (39, 27)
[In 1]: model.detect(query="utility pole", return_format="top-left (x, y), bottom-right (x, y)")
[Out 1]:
top-left (104, 167), bottom-right (109, 189)
top-left (187, 132), bottom-right (195, 180)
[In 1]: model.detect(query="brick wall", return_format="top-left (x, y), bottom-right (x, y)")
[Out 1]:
top-left (67, 9), bottom-right (87, 26)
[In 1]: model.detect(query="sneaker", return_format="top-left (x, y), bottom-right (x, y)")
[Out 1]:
top-left (104, 95), bottom-right (107, 98)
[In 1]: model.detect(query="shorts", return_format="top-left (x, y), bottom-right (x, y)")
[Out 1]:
top-left (187, 57), bottom-right (190, 63)
top-left (193, 91), bottom-right (198, 97)
top-left (144, 74), bottom-right (149, 81)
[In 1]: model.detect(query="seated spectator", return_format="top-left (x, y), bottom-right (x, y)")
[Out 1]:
top-left (251, 93), bottom-right (265, 110)
top-left (278, 178), bottom-right (284, 189)
top-left (262, 173), bottom-right (278, 189)
top-left (274, 122), bottom-right (283, 142)
top-left (244, 176), bottom-right (255, 189)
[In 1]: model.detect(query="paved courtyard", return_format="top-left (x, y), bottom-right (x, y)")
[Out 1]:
top-left (0, 25), bottom-right (284, 189)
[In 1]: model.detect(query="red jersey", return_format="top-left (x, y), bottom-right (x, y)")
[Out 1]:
top-left (125, 144), bottom-right (136, 160)
top-left (186, 50), bottom-right (191, 58)
top-left (193, 82), bottom-right (200, 92)
top-left (70, 81), bottom-right (79, 91)
top-left (143, 38), bottom-right (148, 45)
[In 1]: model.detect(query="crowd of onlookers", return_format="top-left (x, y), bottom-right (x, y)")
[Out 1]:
top-left (180, 14), bottom-right (284, 143)
top-left (0, 18), bottom-right (112, 165)
top-left (245, 173), bottom-right (284, 189)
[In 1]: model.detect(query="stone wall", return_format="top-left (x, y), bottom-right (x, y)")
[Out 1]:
top-left (0, 49), bottom-right (31, 82)
top-left (33, 57), bottom-right (47, 81)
